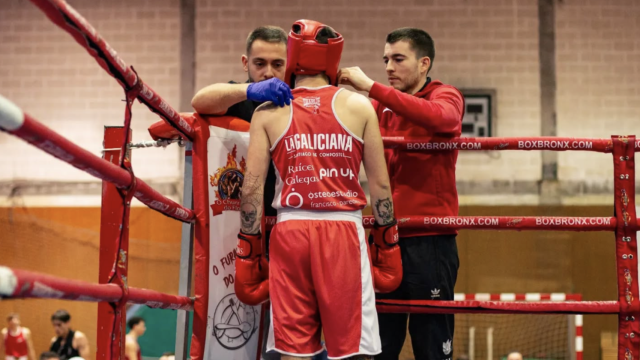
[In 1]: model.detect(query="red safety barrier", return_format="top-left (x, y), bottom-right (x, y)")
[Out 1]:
top-left (383, 136), bottom-right (640, 153)
top-left (455, 293), bottom-right (582, 301)
top-left (28, 0), bottom-right (194, 141)
top-left (377, 299), bottom-right (620, 315)
top-left (0, 98), bottom-right (194, 223)
top-left (0, 267), bottom-right (193, 311)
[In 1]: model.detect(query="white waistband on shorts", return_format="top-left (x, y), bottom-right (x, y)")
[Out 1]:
top-left (277, 208), bottom-right (363, 224)
top-left (6, 356), bottom-right (28, 360)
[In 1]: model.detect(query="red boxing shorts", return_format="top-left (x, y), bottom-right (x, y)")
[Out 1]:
top-left (265, 209), bottom-right (381, 359)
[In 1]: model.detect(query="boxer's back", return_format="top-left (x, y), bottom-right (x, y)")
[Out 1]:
top-left (266, 85), bottom-right (369, 212)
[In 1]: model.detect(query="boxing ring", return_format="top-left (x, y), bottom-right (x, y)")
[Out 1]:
top-left (0, 0), bottom-right (638, 359)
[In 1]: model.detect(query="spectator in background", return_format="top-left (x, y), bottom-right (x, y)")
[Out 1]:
top-left (49, 310), bottom-right (89, 360)
top-left (1, 313), bottom-right (36, 360)
top-left (125, 316), bottom-right (146, 360)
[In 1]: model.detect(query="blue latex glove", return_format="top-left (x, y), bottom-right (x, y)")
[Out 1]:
top-left (246, 78), bottom-right (294, 107)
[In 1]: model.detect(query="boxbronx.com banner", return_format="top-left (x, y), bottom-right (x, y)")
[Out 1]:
top-left (357, 216), bottom-right (616, 231)
top-left (406, 140), bottom-right (602, 150)
top-left (395, 137), bottom-right (640, 152)
top-left (422, 216), bottom-right (612, 227)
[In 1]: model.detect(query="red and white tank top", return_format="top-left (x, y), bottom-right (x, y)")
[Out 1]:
top-left (270, 85), bottom-right (367, 212)
top-left (4, 327), bottom-right (29, 357)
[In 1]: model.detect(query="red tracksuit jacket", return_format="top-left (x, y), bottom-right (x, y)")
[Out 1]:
top-left (370, 79), bottom-right (465, 237)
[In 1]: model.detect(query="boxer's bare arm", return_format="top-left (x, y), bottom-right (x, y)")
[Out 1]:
top-left (74, 331), bottom-right (90, 359)
top-left (359, 98), bottom-right (395, 225)
top-left (240, 103), bottom-right (276, 234)
top-left (125, 336), bottom-right (138, 360)
top-left (24, 328), bottom-right (36, 360)
top-left (191, 83), bottom-right (251, 115)
top-left (0, 328), bottom-right (5, 356)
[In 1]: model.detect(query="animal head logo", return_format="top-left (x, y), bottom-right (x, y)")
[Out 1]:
top-left (507, 218), bottom-right (523, 226)
top-left (117, 249), bottom-right (127, 269)
top-left (442, 339), bottom-right (452, 355)
top-left (302, 96), bottom-right (321, 115)
top-left (622, 189), bottom-right (629, 207)
top-left (625, 269), bottom-right (633, 286)
top-left (604, 140), bottom-right (613, 152)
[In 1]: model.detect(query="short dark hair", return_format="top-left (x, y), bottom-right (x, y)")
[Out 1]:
top-left (315, 26), bottom-right (338, 45)
top-left (161, 352), bottom-right (175, 357)
top-left (291, 23), bottom-right (338, 44)
top-left (246, 26), bottom-right (287, 55)
top-left (7, 313), bottom-right (19, 322)
top-left (127, 316), bottom-right (144, 330)
top-left (40, 351), bottom-right (60, 360)
top-left (386, 28), bottom-right (435, 73)
top-left (51, 310), bottom-right (70, 323)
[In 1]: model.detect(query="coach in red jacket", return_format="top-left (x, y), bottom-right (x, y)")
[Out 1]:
top-left (338, 28), bottom-right (464, 360)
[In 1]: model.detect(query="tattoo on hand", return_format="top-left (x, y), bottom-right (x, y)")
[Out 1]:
top-left (240, 172), bottom-right (263, 234)
top-left (374, 197), bottom-right (394, 225)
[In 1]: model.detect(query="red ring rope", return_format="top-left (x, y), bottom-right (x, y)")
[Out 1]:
top-left (377, 299), bottom-right (620, 314)
top-left (383, 136), bottom-right (640, 153)
top-left (0, 105), bottom-right (194, 223)
top-left (0, 267), bottom-right (193, 310)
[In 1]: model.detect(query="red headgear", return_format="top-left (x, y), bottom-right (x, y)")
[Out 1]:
top-left (284, 19), bottom-right (344, 87)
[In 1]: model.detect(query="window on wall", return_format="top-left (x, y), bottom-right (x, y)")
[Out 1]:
top-left (460, 89), bottom-right (495, 138)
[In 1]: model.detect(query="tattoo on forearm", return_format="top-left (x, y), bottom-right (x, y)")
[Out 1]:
top-left (240, 172), bottom-right (263, 234)
top-left (374, 197), bottom-right (394, 225)
top-left (240, 203), bottom-right (257, 231)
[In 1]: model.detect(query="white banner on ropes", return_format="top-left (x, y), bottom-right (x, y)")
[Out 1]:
top-left (205, 124), bottom-right (262, 360)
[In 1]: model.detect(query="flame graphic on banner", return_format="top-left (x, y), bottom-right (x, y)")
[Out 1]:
top-left (210, 145), bottom-right (247, 216)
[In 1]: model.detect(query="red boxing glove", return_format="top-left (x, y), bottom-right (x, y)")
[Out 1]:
top-left (234, 231), bottom-right (269, 305)
top-left (369, 219), bottom-right (402, 293)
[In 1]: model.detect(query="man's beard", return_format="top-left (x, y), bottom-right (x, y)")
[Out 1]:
top-left (395, 68), bottom-right (422, 93)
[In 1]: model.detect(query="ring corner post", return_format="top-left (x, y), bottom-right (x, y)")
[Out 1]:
top-left (611, 135), bottom-right (639, 358)
top-left (188, 118), bottom-right (211, 360)
top-left (175, 142), bottom-right (195, 360)
top-left (97, 126), bottom-right (131, 360)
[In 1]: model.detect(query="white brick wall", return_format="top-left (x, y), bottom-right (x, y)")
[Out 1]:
top-left (556, 0), bottom-right (640, 185)
top-left (195, 0), bottom-right (542, 183)
top-left (0, 0), bottom-right (181, 182)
